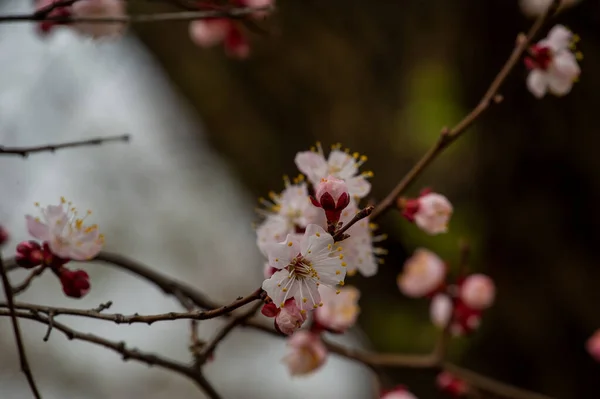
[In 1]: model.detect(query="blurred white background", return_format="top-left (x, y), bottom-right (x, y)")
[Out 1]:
top-left (0, 1), bottom-right (372, 397)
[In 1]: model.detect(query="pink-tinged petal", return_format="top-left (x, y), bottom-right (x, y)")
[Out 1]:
top-left (262, 269), bottom-right (293, 307)
top-left (68, 241), bottom-right (103, 261)
top-left (545, 24), bottom-right (573, 52)
top-left (315, 285), bottom-right (360, 332)
top-left (26, 215), bottom-right (50, 240)
top-left (345, 176), bottom-right (371, 199)
top-left (586, 329), bottom-right (600, 362)
top-left (282, 331), bottom-right (328, 376)
top-left (266, 234), bottom-right (299, 269)
top-left (72, 0), bottom-right (126, 39)
top-left (294, 151), bottom-right (328, 185)
top-left (189, 20), bottom-right (230, 48)
top-left (398, 248), bottom-right (446, 298)
top-left (460, 274), bottom-right (496, 310)
top-left (526, 70), bottom-right (548, 98)
top-left (553, 51), bottom-right (580, 77)
top-left (48, 237), bottom-right (73, 260)
top-left (547, 72), bottom-right (574, 96)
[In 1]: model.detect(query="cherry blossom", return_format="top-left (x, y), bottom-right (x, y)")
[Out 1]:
top-left (295, 143), bottom-right (372, 198)
top-left (26, 198), bottom-right (104, 261)
top-left (255, 180), bottom-right (323, 254)
top-left (525, 25), bottom-right (581, 98)
top-left (586, 329), bottom-right (600, 362)
top-left (262, 224), bottom-right (346, 311)
top-left (314, 285), bottom-right (360, 333)
top-left (72, 0), bottom-right (127, 39)
top-left (459, 274), bottom-right (496, 310)
top-left (282, 330), bottom-right (327, 376)
top-left (380, 385), bottom-right (418, 399)
top-left (402, 190), bottom-right (453, 235)
top-left (397, 248), bottom-right (446, 298)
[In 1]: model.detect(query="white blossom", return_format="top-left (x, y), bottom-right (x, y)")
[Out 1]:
top-left (262, 224), bottom-right (346, 311)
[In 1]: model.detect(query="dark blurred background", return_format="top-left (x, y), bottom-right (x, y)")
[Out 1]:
top-left (126, 0), bottom-right (599, 397)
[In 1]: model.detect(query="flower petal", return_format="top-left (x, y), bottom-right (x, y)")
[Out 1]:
top-left (345, 176), bottom-right (371, 199)
top-left (294, 151), bottom-right (328, 185)
top-left (262, 269), bottom-right (293, 307)
top-left (301, 224), bottom-right (333, 256)
top-left (545, 24), bottom-right (572, 52)
top-left (26, 215), bottom-right (50, 240)
top-left (526, 70), bottom-right (548, 98)
top-left (266, 234), bottom-right (300, 269)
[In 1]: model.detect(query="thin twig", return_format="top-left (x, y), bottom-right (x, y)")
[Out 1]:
top-left (197, 301), bottom-right (263, 364)
top-left (0, 6), bottom-right (274, 24)
top-left (0, 255), bottom-right (41, 399)
top-left (333, 205), bottom-right (374, 241)
top-left (43, 311), bottom-right (55, 342)
top-left (1, 290), bottom-right (263, 325)
top-left (12, 266), bottom-right (47, 295)
top-left (0, 134), bottom-right (130, 158)
top-left (370, 1), bottom-right (560, 220)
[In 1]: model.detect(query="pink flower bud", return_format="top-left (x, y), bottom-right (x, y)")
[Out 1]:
top-left (15, 241), bottom-right (44, 269)
top-left (282, 330), bottom-right (327, 376)
top-left (314, 286), bottom-right (360, 333)
top-left (59, 268), bottom-right (91, 298)
top-left (430, 294), bottom-right (483, 337)
top-left (311, 176), bottom-right (350, 225)
top-left (0, 225), bottom-right (8, 246)
top-left (436, 371), bottom-right (469, 397)
top-left (459, 274), bottom-right (495, 310)
top-left (397, 249), bottom-right (446, 298)
top-left (189, 19), bottom-right (231, 48)
top-left (275, 299), bottom-right (308, 335)
top-left (380, 385), bottom-right (418, 399)
top-left (261, 302), bottom-right (279, 318)
top-left (402, 191), bottom-right (453, 235)
top-left (587, 329), bottom-right (600, 362)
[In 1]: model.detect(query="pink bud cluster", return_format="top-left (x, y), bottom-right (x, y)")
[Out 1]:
top-left (398, 249), bottom-right (496, 337)
top-left (189, 0), bottom-right (275, 58)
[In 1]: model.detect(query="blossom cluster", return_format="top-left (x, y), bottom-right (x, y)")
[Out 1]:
top-left (14, 198), bottom-right (103, 298)
top-left (398, 248), bottom-right (496, 337)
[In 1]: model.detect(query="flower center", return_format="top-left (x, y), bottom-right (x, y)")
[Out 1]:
top-left (525, 45), bottom-right (553, 71)
top-left (288, 256), bottom-right (319, 280)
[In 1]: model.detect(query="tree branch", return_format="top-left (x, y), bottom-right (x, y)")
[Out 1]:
top-left (0, 6), bottom-right (274, 25)
top-left (370, 0), bottom-right (560, 220)
top-left (0, 255), bottom-right (41, 399)
top-left (0, 134), bottom-right (130, 158)
top-left (12, 266), bottom-right (47, 295)
top-left (197, 301), bottom-right (263, 364)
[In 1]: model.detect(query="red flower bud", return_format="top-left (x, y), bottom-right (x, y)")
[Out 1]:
top-left (59, 268), bottom-right (90, 298)
top-left (15, 241), bottom-right (44, 269)
top-left (437, 371), bottom-right (469, 397)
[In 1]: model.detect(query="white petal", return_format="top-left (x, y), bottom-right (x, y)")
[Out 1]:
top-left (430, 294), bottom-right (452, 328)
top-left (553, 50), bottom-right (580, 78)
top-left (345, 176), bottom-right (371, 198)
top-left (295, 278), bottom-right (321, 310)
top-left (526, 70), bottom-right (548, 98)
top-left (546, 25), bottom-right (572, 52)
top-left (256, 215), bottom-right (291, 256)
top-left (547, 72), bottom-right (574, 96)
top-left (266, 234), bottom-right (300, 269)
top-left (327, 150), bottom-right (357, 180)
top-left (25, 215), bottom-right (50, 240)
top-left (301, 224), bottom-right (333, 256)
top-left (294, 151), bottom-right (328, 185)
top-left (262, 269), bottom-right (293, 307)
